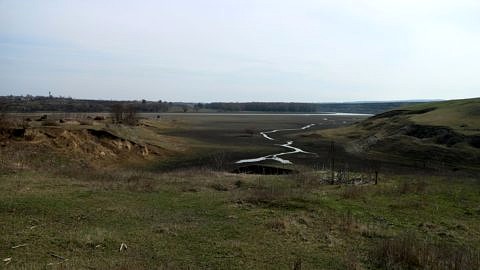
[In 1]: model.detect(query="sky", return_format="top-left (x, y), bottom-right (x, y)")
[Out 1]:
top-left (1, 0), bottom-right (480, 102)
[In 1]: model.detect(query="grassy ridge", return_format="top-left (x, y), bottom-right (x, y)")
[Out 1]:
top-left (401, 98), bottom-right (480, 135)
top-left (312, 98), bottom-right (480, 172)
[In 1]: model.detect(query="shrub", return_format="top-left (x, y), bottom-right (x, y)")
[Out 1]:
top-left (208, 151), bottom-right (229, 171)
top-left (79, 119), bottom-right (93, 125)
top-left (234, 180), bottom-right (245, 188)
top-left (41, 120), bottom-right (59, 126)
top-left (210, 183), bottom-right (229, 191)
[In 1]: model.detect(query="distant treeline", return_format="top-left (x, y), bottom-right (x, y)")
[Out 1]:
top-left (0, 96), bottom-right (172, 113)
top-left (204, 102), bottom-right (317, 112)
top-left (204, 102), bottom-right (423, 114)
top-left (0, 95), bottom-right (424, 114)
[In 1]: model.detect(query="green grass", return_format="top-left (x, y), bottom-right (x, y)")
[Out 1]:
top-left (401, 98), bottom-right (480, 134)
top-left (1, 166), bottom-right (479, 269)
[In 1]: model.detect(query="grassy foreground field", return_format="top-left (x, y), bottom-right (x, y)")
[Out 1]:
top-left (1, 166), bottom-right (479, 269)
top-left (1, 109), bottom-right (479, 269)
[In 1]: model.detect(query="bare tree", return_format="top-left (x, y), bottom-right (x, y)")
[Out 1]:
top-left (0, 101), bottom-right (10, 132)
top-left (110, 104), bottom-right (138, 125)
top-left (111, 104), bottom-right (124, 124)
top-left (124, 105), bottom-right (138, 125)
top-left (329, 141), bottom-right (335, 184)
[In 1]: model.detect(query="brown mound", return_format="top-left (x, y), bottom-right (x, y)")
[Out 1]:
top-left (0, 126), bottom-right (165, 166)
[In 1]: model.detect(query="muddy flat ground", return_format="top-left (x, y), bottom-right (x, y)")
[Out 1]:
top-left (146, 113), bottom-right (419, 174)
top-left (145, 113), bottom-right (370, 170)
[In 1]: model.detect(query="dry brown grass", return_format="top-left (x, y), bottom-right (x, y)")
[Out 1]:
top-left (333, 210), bottom-right (389, 240)
top-left (266, 218), bottom-right (288, 232)
top-left (237, 183), bottom-right (306, 205)
top-left (341, 185), bottom-right (368, 200)
top-left (371, 179), bottom-right (430, 197)
top-left (0, 114), bottom-right (28, 133)
top-left (397, 180), bottom-right (428, 194)
top-left (241, 186), bottom-right (290, 204)
top-left (342, 250), bottom-right (363, 270)
top-left (371, 232), bottom-right (480, 270)
top-left (45, 163), bottom-right (160, 192)
top-left (209, 182), bottom-right (230, 191)
top-left (292, 170), bottom-right (327, 188)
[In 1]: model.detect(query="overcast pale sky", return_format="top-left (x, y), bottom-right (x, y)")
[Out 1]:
top-left (1, 0), bottom-right (479, 102)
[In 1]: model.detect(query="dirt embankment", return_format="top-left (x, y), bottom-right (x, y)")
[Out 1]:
top-left (0, 124), bottom-right (175, 169)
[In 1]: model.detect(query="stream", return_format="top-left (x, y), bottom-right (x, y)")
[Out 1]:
top-left (236, 124), bottom-right (317, 164)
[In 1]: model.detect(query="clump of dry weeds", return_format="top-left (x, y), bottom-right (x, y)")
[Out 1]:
top-left (234, 181), bottom-right (306, 206)
top-left (397, 180), bottom-right (428, 194)
top-left (341, 185), bottom-right (368, 200)
top-left (371, 232), bottom-right (480, 269)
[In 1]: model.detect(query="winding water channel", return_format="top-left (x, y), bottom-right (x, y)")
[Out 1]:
top-left (236, 124), bottom-right (317, 164)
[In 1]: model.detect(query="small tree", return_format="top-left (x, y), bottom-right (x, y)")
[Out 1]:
top-left (110, 104), bottom-right (138, 125)
top-left (124, 105), bottom-right (138, 125)
top-left (0, 100), bottom-right (13, 132)
top-left (111, 104), bottom-right (124, 124)
top-left (194, 103), bottom-right (204, 112)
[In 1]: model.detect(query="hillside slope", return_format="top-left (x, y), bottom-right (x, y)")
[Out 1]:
top-left (314, 98), bottom-right (480, 171)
